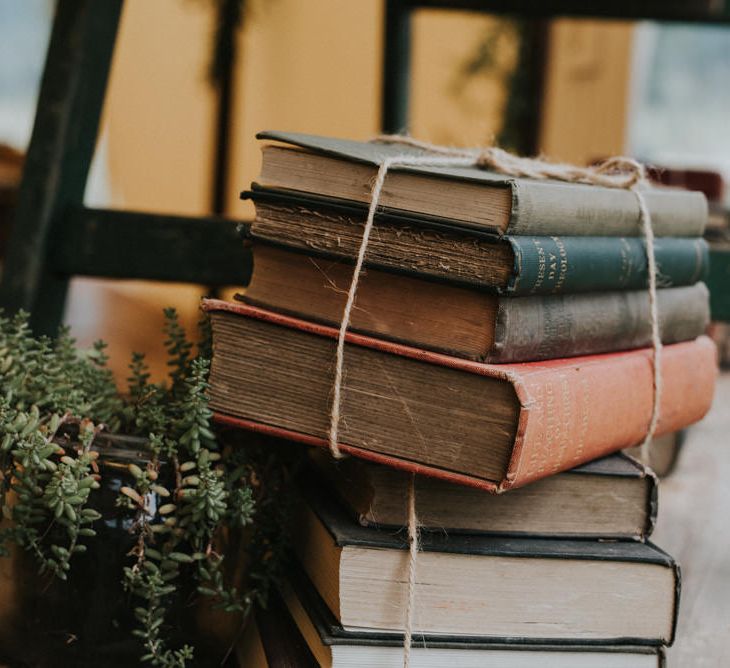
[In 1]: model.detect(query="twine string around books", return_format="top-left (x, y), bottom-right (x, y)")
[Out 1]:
top-left (326, 135), bottom-right (663, 667)
top-left (402, 473), bottom-right (419, 667)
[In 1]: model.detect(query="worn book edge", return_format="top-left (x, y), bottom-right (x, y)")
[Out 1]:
top-left (205, 299), bottom-right (714, 494)
top-left (285, 560), bottom-right (671, 655)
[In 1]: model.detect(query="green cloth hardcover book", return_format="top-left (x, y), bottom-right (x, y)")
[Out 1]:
top-left (253, 130), bottom-right (707, 237)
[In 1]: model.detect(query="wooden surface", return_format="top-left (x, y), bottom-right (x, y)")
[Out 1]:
top-left (654, 370), bottom-right (730, 667)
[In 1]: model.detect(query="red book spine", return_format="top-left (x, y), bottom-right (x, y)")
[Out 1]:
top-left (204, 300), bottom-right (716, 492)
top-left (500, 337), bottom-right (716, 489)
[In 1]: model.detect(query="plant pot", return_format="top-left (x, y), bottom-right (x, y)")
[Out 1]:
top-left (0, 434), bottom-right (232, 667)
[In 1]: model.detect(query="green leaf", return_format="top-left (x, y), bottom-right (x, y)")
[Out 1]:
top-left (127, 463), bottom-right (144, 479)
top-left (120, 486), bottom-right (144, 506)
top-left (168, 552), bottom-right (193, 564)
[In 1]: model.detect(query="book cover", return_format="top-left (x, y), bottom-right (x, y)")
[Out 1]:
top-left (243, 189), bottom-right (709, 295)
top-left (242, 226), bottom-right (709, 362)
top-left (261, 571), bottom-right (667, 667)
top-left (310, 451), bottom-right (659, 539)
top-left (204, 300), bottom-right (716, 492)
top-left (286, 564), bottom-right (668, 663)
top-left (293, 479), bottom-right (680, 646)
top-left (255, 130), bottom-right (707, 237)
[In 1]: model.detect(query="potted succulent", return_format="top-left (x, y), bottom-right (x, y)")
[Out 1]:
top-left (0, 308), bottom-right (292, 667)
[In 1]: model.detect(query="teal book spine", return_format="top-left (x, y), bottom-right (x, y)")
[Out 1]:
top-left (508, 236), bottom-right (708, 296)
top-left (707, 246), bottom-right (730, 322)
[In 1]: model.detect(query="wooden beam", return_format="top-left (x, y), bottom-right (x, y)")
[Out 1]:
top-left (381, 0), bottom-right (412, 133)
top-left (53, 207), bottom-right (251, 286)
top-left (0, 0), bottom-right (124, 335)
top-left (401, 0), bottom-right (730, 23)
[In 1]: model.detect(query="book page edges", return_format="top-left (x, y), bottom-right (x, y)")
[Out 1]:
top-left (204, 300), bottom-right (715, 494)
top-left (256, 130), bottom-right (707, 237)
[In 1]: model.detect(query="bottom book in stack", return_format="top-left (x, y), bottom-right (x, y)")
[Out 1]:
top-left (238, 452), bottom-right (675, 667)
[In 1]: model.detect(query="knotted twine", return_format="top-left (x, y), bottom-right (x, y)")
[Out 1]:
top-left (326, 135), bottom-right (662, 667)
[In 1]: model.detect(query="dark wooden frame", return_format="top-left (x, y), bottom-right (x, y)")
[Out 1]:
top-left (3, 0), bottom-right (729, 334)
top-left (382, 0), bottom-right (730, 133)
top-left (0, 0), bottom-right (250, 335)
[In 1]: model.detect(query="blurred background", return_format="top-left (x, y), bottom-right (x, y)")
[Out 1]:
top-left (2, 0), bottom-right (729, 383)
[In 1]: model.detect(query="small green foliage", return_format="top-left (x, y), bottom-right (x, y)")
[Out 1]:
top-left (124, 566), bottom-right (194, 667)
top-left (0, 309), bottom-right (290, 667)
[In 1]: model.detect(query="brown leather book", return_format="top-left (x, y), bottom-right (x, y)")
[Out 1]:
top-left (241, 242), bottom-right (709, 363)
top-left (254, 131), bottom-right (707, 237)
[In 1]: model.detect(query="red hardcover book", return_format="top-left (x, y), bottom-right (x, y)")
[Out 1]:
top-left (204, 299), bottom-right (716, 492)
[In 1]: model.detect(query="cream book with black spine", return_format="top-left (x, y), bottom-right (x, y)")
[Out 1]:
top-left (292, 480), bottom-right (680, 644)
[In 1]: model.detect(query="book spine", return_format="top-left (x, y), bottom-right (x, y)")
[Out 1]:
top-left (509, 180), bottom-right (707, 237)
top-left (502, 337), bottom-right (716, 491)
top-left (507, 236), bottom-right (708, 295)
top-left (204, 300), bottom-right (716, 494)
top-left (489, 283), bottom-right (709, 363)
top-left (645, 467), bottom-right (659, 540)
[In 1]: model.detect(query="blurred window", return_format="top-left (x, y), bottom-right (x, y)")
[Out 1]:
top-left (0, 0), bottom-right (53, 150)
top-left (629, 22), bottom-right (730, 196)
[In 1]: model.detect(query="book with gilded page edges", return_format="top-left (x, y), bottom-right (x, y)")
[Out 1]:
top-left (253, 130), bottom-right (707, 237)
top-left (204, 299), bottom-right (716, 492)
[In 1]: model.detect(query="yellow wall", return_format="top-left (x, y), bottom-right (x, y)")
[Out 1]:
top-left (65, 2), bottom-right (518, 382)
top-left (229, 0), bottom-right (383, 218)
top-left (63, 3), bottom-right (634, 383)
top-left (67, 0), bottom-right (218, 382)
top-left (410, 10), bottom-right (516, 147)
top-left (540, 19), bottom-right (634, 164)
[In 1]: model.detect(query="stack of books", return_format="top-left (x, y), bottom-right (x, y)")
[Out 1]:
top-left (208, 132), bottom-right (717, 667)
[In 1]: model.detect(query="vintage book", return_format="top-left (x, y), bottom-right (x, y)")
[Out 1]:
top-left (204, 299), bottom-right (716, 492)
top-left (626, 431), bottom-right (685, 478)
top-left (240, 576), bottom-right (667, 668)
top-left (236, 618), bottom-right (272, 668)
top-left (292, 481), bottom-right (680, 644)
top-left (243, 190), bottom-right (709, 295)
top-left (241, 241), bottom-right (710, 362)
top-left (708, 245), bottom-right (730, 321)
top-left (309, 450), bottom-right (657, 539)
top-left (237, 594), bottom-right (319, 668)
top-left (253, 130), bottom-right (707, 237)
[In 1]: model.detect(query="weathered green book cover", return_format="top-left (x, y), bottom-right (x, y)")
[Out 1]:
top-left (243, 190), bottom-right (708, 296)
top-left (509, 235), bottom-right (707, 295)
top-left (708, 246), bottom-right (730, 321)
top-left (257, 130), bottom-right (707, 237)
